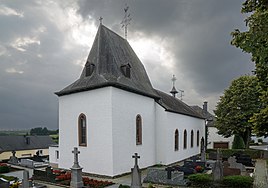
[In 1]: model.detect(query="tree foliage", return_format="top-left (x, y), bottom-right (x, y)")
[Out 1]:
top-left (214, 76), bottom-right (260, 148)
top-left (30, 127), bottom-right (58, 135)
top-left (232, 135), bottom-right (246, 149)
top-left (231, 0), bottom-right (268, 137)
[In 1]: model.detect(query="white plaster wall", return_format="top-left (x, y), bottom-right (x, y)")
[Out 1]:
top-left (58, 87), bottom-right (113, 176)
top-left (156, 104), bottom-right (205, 165)
top-left (111, 88), bottom-right (156, 176)
top-left (207, 127), bottom-right (234, 149)
top-left (49, 146), bottom-right (59, 164)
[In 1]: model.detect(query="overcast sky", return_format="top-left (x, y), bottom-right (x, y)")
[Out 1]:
top-left (0, 0), bottom-right (254, 130)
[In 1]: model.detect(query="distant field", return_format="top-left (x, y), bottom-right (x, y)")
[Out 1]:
top-left (0, 130), bottom-right (29, 135)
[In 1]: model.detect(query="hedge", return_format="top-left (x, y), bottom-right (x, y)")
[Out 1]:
top-left (206, 149), bottom-right (262, 159)
top-left (223, 175), bottom-right (253, 188)
top-left (188, 174), bottom-right (212, 187)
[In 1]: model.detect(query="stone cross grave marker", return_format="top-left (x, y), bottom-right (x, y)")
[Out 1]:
top-left (70, 147), bottom-right (83, 188)
top-left (228, 156), bottom-right (246, 173)
top-left (21, 170), bottom-right (30, 188)
top-left (212, 149), bottom-right (223, 181)
top-left (131, 153), bottom-right (142, 188)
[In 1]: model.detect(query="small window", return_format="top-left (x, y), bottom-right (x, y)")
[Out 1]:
top-left (183, 129), bottom-right (187, 149)
top-left (175, 129), bottom-right (179, 151)
top-left (197, 130), bottom-right (200, 147)
top-left (85, 63), bottom-right (95, 77)
top-left (191, 130), bottom-right (194, 148)
top-left (78, 114), bottom-right (87, 146)
top-left (56, 150), bottom-right (59, 159)
top-left (136, 115), bottom-right (142, 145)
top-left (121, 63), bottom-right (131, 78)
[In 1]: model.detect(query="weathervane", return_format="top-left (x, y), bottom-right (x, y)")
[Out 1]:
top-left (170, 75), bottom-right (184, 100)
top-left (121, 3), bottom-right (132, 39)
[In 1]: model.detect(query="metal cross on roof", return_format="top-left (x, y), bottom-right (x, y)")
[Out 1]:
top-left (121, 3), bottom-right (132, 40)
top-left (99, 17), bottom-right (103, 25)
top-left (171, 75), bottom-right (177, 87)
top-left (132, 153), bottom-right (140, 166)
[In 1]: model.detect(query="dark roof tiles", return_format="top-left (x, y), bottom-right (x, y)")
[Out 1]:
top-left (56, 25), bottom-right (159, 99)
top-left (0, 135), bottom-right (55, 152)
top-left (155, 90), bottom-right (204, 119)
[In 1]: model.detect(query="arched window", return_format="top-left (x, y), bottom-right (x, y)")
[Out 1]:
top-left (183, 129), bottom-right (187, 149)
top-left (191, 130), bottom-right (194, 148)
top-left (197, 130), bottom-right (200, 147)
top-left (175, 129), bottom-right (179, 151)
top-left (78, 114), bottom-right (87, 146)
top-left (136, 115), bottom-right (142, 145)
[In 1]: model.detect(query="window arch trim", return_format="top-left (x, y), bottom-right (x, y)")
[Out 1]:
top-left (175, 129), bottom-right (179, 151)
top-left (78, 113), bottom-right (87, 146)
top-left (136, 114), bottom-right (142, 145)
top-left (183, 129), bottom-right (187, 149)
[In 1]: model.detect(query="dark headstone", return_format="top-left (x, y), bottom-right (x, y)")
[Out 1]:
top-left (143, 168), bottom-right (187, 186)
top-left (223, 161), bottom-right (241, 176)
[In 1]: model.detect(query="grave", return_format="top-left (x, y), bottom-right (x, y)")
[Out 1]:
top-left (228, 156), bottom-right (246, 175)
top-left (70, 147), bottom-right (83, 188)
top-left (233, 153), bottom-right (254, 167)
top-left (8, 150), bottom-right (19, 165)
top-left (212, 149), bottom-right (223, 181)
top-left (0, 178), bottom-right (9, 188)
top-left (223, 161), bottom-right (240, 176)
top-left (143, 167), bottom-right (187, 186)
top-left (131, 153), bottom-right (142, 188)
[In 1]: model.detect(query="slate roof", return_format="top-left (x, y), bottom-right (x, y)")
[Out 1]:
top-left (0, 135), bottom-right (55, 152)
top-left (155, 90), bottom-right (204, 119)
top-left (56, 24), bottom-right (204, 119)
top-left (191, 105), bottom-right (215, 126)
top-left (56, 24), bottom-right (159, 99)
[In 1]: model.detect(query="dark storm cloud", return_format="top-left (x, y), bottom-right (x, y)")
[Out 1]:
top-left (0, 1), bottom-right (85, 129)
top-left (0, 0), bottom-right (254, 129)
top-left (77, 0), bottom-right (254, 100)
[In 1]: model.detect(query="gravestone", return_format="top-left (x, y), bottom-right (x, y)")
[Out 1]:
top-left (200, 138), bottom-right (206, 162)
top-left (21, 170), bottom-right (30, 188)
top-left (21, 159), bottom-right (34, 168)
top-left (212, 149), bottom-right (223, 181)
top-left (70, 147), bottom-right (83, 188)
top-left (131, 153), bottom-right (142, 188)
top-left (8, 150), bottom-right (19, 165)
top-left (228, 156), bottom-right (246, 174)
top-left (223, 161), bottom-right (240, 176)
top-left (143, 168), bottom-right (186, 186)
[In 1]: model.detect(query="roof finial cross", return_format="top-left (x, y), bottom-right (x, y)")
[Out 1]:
top-left (171, 75), bottom-right (177, 87)
top-left (121, 3), bottom-right (132, 40)
top-left (99, 17), bottom-right (103, 25)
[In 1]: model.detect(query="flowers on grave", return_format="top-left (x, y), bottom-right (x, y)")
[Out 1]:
top-left (195, 165), bottom-right (204, 173)
top-left (55, 172), bottom-right (71, 181)
top-left (0, 163), bottom-right (7, 166)
top-left (53, 169), bottom-right (65, 175)
top-left (0, 163), bottom-right (10, 173)
top-left (82, 177), bottom-right (113, 188)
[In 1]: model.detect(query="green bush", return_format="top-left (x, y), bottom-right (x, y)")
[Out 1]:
top-left (0, 166), bottom-right (10, 173)
top-left (0, 174), bottom-right (17, 181)
top-left (188, 174), bottom-right (212, 187)
top-left (207, 149), bottom-right (262, 159)
top-left (223, 175), bottom-right (253, 188)
top-left (232, 135), bottom-right (245, 149)
top-left (118, 184), bottom-right (130, 188)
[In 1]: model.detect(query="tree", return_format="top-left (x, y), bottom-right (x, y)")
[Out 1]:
top-left (232, 135), bottom-right (246, 149)
top-left (231, 0), bottom-right (268, 137)
top-left (214, 76), bottom-right (260, 148)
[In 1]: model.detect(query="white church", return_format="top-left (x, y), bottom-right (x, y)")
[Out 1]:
top-left (49, 23), bottom-right (206, 177)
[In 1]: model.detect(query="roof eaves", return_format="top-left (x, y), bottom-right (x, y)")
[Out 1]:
top-left (56, 82), bottom-right (160, 100)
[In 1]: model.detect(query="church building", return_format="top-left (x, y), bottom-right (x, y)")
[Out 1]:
top-left (49, 23), bottom-right (205, 177)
